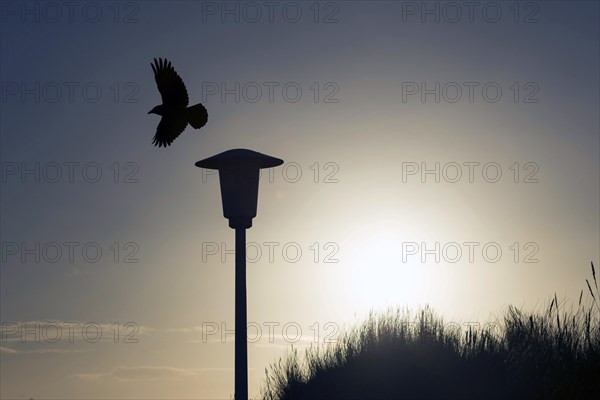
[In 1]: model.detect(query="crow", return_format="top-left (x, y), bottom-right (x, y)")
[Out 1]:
top-left (148, 58), bottom-right (208, 147)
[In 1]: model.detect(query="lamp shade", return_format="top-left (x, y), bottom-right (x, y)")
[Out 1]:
top-left (195, 149), bottom-right (284, 229)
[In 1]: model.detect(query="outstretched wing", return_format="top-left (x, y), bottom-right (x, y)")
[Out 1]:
top-left (152, 114), bottom-right (188, 147)
top-left (151, 58), bottom-right (189, 108)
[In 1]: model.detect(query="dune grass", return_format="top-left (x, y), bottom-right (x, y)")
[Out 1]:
top-left (261, 262), bottom-right (600, 400)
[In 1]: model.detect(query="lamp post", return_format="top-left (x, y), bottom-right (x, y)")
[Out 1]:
top-left (195, 149), bottom-right (284, 400)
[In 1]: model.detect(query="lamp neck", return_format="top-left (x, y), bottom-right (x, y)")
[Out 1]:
top-left (229, 217), bottom-right (252, 229)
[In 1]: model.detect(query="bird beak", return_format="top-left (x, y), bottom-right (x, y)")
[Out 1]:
top-left (147, 110), bottom-right (152, 114)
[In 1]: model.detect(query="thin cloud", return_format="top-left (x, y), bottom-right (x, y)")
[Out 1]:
top-left (0, 346), bottom-right (95, 355)
top-left (165, 326), bottom-right (205, 333)
top-left (0, 346), bottom-right (18, 354)
top-left (26, 348), bottom-right (95, 354)
top-left (72, 366), bottom-right (232, 382)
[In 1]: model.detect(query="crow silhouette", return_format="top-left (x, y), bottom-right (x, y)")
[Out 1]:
top-left (148, 58), bottom-right (208, 147)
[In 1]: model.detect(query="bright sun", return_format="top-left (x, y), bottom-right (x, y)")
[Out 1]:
top-left (343, 230), bottom-right (435, 312)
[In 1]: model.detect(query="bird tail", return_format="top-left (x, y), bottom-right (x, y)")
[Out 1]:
top-left (186, 103), bottom-right (208, 129)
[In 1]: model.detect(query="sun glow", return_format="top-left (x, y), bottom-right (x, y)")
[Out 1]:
top-left (343, 229), bottom-right (437, 313)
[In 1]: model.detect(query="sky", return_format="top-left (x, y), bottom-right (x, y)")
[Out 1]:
top-left (1, 1), bottom-right (599, 398)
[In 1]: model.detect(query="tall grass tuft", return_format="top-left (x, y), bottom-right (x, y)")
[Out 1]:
top-left (261, 262), bottom-right (600, 399)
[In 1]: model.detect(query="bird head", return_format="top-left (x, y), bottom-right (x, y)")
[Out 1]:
top-left (148, 105), bottom-right (163, 115)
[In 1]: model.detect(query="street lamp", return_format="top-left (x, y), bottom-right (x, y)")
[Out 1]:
top-left (195, 148), bottom-right (284, 400)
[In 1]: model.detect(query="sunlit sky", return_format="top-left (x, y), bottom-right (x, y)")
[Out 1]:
top-left (1, 1), bottom-right (599, 399)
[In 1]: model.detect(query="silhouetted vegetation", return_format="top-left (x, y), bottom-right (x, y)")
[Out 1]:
top-left (262, 263), bottom-right (600, 399)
